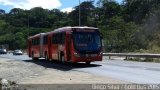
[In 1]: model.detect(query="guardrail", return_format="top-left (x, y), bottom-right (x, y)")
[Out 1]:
top-left (103, 53), bottom-right (160, 59)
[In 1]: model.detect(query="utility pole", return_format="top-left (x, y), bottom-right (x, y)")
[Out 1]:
top-left (28, 14), bottom-right (30, 37)
top-left (79, 0), bottom-right (81, 26)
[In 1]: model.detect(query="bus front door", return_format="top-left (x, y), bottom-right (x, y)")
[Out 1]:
top-left (66, 34), bottom-right (71, 61)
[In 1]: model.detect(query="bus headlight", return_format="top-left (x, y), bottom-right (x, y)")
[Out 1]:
top-left (99, 52), bottom-right (103, 56)
top-left (74, 52), bottom-right (80, 57)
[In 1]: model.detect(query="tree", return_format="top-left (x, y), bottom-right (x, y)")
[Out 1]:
top-left (0, 9), bottom-right (5, 20)
top-left (0, 9), bottom-right (5, 14)
top-left (14, 32), bottom-right (26, 49)
top-left (28, 7), bottom-right (49, 28)
top-left (102, 16), bottom-right (138, 52)
top-left (123, 0), bottom-right (160, 23)
top-left (69, 1), bottom-right (95, 26)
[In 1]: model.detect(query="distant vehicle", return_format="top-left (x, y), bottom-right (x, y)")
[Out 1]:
top-left (0, 49), bottom-right (7, 54)
top-left (13, 50), bottom-right (23, 55)
top-left (27, 26), bottom-right (103, 64)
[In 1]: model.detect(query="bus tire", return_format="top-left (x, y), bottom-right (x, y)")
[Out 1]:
top-left (33, 57), bottom-right (38, 60)
top-left (32, 52), bottom-right (34, 60)
top-left (86, 61), bottom-right (91, 65)
top-left (61, 55), bottom-right (65, 63)
top-left (45, 54), bottom-right (48, 61)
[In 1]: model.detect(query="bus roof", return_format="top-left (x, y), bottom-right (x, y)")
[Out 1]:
top-left (54, 26), bottom-right (98, 31)
top-left (28, 26), bottom-right (99, 38)
top-left (47, 26), bottom-right (99, 34)
top-left (28, 33), bottom-right (45, 39)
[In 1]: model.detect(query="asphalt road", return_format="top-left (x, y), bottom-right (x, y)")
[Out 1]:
top-left (0, 53), bottom-right (30, 60)
top-left (1, 53), bottom-right (160, 84)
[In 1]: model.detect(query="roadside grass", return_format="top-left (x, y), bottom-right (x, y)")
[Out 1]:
top-left (127, 57), bottom-right (160, 63)
top-left (129, 47), bottom-right (160, 63)
top-left (135, 46), bottom-right (160, 54)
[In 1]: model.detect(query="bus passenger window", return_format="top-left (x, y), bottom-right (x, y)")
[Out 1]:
top-left (43, 35), bottom-right (48, 45)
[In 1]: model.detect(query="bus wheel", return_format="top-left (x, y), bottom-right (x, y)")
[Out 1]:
top-left (33, 57), bottom-right (38, 60)
top-left (45, 54), bottom-right (48, 61)
top-left (61, 55), bottom-right (65, 63)
top-left (86, 61), bottom-right (91, 65)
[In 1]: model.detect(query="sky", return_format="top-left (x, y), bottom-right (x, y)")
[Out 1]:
top-left (0, 0), bottom-right (123, 13)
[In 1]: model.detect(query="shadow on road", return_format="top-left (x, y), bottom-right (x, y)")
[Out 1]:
top-left (23, 59), bottom-right (102, 71)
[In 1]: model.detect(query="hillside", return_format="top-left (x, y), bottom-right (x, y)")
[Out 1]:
top-left (0, 0), bottom-right (160, 53)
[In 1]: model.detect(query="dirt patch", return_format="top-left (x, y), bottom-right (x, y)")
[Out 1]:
top-left (0, 58), bottom-right (129, 84)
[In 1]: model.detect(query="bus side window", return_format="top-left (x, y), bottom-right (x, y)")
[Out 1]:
top-left (55, 34), bottom-right (58, 44)
top-left (52, 35), bottom-right (55, 44)
top-left (52, 34), bottom-right (57, 44)
top-left (34, 39), bottom-right (36, 45)
top-left (32, 37), bottom-right (40, 45)
top-left (52, 33), bottom-right (65, 44)
top-left (32, 39), bottom-right (34, 45)
top-left (35, 38), bottom-right (38, 45)
top-left (57, 33), bottom-right (60, 44)
top-left (62, 33), bottom-right (65, 44)
top-left (32, 39), bottom-right (35, 45)
top-left (57, 33), bottom-right (62, 44)
top-left (43, 35), bottom-right (48, 45)
top-left (36, 38), bottom-right (37, 45)
top-left (57, 33), bottom-right (65, 44)
top-left (59, 33), bottom-right (62, 44)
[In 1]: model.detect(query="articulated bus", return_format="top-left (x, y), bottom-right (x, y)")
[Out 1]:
top-left (27, 26), bottom-right (103, 64)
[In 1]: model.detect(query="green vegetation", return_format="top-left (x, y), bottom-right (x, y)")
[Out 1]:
top-left (127, 57), bottom-right (160, 63)
top-left (0, 0), bottom-right (160, 52)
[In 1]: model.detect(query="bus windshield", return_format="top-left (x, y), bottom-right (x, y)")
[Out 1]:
top-left (73, 32), bottom-right (101, 53)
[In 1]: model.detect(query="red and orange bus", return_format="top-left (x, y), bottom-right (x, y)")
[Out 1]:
top-left (27, 26), bottom-right (103, 64)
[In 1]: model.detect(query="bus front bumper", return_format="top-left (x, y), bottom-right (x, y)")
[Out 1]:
top-left (72, 53), bottom-right (102, 63)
